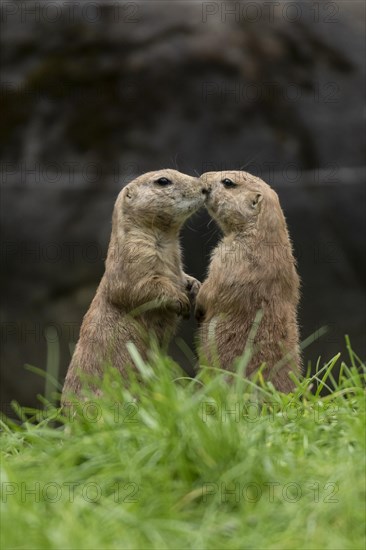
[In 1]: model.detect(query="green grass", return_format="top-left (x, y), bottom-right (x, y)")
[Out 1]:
top-left (1, 341), bottom-right (365, 550)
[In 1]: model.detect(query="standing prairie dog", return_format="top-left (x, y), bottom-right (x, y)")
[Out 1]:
top-left (196, 171), bottom-right (301, 392)
top-left (62, 169), bottom-right (209, 401)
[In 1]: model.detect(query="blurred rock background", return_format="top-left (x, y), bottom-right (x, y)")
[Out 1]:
top-left (1, 0), bottom-right (365, 412)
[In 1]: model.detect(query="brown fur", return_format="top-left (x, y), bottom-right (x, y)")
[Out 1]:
top-left (196, 171), bottom-right (301, 392)
top-left (62, 169), bottom-right (208, 402)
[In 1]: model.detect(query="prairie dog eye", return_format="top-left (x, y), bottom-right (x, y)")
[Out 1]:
top-left (221, 178), bottom-right (237, 188)
top-left (155, 177), bottom-right (172, 186)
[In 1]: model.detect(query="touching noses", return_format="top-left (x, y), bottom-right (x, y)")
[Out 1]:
top-left (201, 184), bottom-right (211, 196)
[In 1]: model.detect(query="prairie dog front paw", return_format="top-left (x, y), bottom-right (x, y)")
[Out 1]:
top-left (177, 293), bottom-right (191, 319)
top-left (184, 275), bottom-right (201, 303)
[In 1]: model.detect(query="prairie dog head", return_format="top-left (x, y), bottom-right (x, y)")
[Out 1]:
top-left (117, 169), bottom-right (209, 232)
top-left (201, 171), bottom-right (282, 235)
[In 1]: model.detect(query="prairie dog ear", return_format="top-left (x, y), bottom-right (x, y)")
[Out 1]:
top-left (124, 185), bottom-right (132, 199)
top-left (250, 192), bottom-right (263, 209)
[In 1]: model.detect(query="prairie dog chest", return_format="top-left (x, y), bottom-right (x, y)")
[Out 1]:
top-left (154, 237), bottom-right (183, 282)
top-left (211, 237), bottom-right (253, 274)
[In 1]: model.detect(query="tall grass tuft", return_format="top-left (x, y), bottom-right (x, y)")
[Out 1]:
top-left (1, 339), bottom-right (365, 550)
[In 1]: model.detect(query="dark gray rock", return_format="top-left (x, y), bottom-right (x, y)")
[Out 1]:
top-left (1, 1), bottom-right (365, 412)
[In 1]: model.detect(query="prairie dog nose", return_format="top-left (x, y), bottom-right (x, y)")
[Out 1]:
top-left (200, 172), bottom-right (212, 193)
top-left (201, 184), bottom-right (211, 195)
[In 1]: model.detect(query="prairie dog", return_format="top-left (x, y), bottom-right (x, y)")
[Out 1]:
top-left (62, 169), bottom-right (209, 401)
top-left (196, 171), bottom-right (301, 392)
